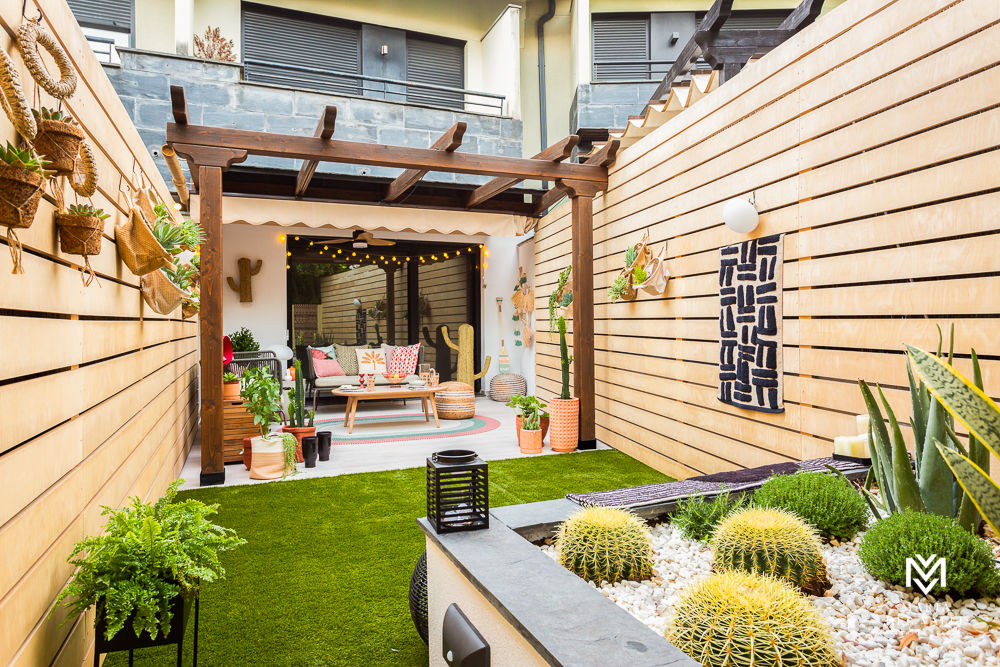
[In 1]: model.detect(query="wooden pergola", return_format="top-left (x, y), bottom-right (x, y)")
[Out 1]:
top-left (164, 86), bottom-right (618, 485)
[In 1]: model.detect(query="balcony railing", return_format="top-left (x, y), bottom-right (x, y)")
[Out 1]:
top-left (592, 58), bottom-right (712, 82)
top-left (243, 58), bottom-right (506, 116)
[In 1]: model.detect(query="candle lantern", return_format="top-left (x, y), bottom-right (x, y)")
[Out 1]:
top-left (427, 450), bottom-right (489, 534)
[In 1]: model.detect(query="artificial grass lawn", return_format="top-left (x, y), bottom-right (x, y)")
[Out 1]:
top-left (106, 450), bottom-right (671, 666)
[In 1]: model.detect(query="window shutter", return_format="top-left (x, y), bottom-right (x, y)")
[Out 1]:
top-left (592, 15), bottom-right (650, 81)
top-left (405, 36), bottom-right (464, 109)
top-left (242, 4), bottom-right (361, 95)
top-left (66, 0), bottom-right (132, 30)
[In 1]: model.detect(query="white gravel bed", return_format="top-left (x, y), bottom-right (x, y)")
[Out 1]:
top-left (541, 523), bottom-right (1000, 666)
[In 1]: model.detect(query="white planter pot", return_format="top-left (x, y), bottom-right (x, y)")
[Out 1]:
top-left (251, 434), bottom-right (284, 454)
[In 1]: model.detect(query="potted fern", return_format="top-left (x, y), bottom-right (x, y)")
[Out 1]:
top-left (547, 265), bottom-right (578, 452)
top-left (241, 367), bottom-right (296, 479)
top-left (281, 358), bottom-right (315, 463)
top-left (32, 107), bottom-right (84, 175)
top-left (0, 142), bottom-right (53, 273)
top-left (55, 480), bottom-right (244, 652)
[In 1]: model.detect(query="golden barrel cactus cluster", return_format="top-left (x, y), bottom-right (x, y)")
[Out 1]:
top-left (555, 507), bottom-right (654, 584)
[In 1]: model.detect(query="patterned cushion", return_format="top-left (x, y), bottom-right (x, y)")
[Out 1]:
top-left (314, 356), bottom-right (345, 377)
top-left (387, 343), bottom-right (420, 376)
top-left (333, 343), bottom-right (362, 375)
top-left (356, 348), bottom-right (387, 374)
top-left (310, 348), bottom-right (329, 360)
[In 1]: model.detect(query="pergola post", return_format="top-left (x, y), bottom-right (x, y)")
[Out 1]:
top-left (386, 267), bottom-right (396, 345)
top-left (173, 144), bottom-right (247, 486)
top-left (559, 179), bottom-right (603, 450)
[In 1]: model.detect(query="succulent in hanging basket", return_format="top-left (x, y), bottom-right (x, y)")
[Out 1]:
top-left (164, 262), bottom-right (198, 292)
top-left (153, 202), bottom-right (204, 253)
top-left (31, 106), bottom-right (85, 175)
top-left (0, 142), bottom-right (54, 274)
top-left (56, 204), bottom-right (109, 286)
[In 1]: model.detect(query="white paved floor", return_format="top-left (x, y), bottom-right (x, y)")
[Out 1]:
top-left (179, 395), bottom-right (607, 490)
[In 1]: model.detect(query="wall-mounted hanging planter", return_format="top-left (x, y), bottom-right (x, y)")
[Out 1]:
top-left (116, 206), bottom-right (173, 276)
top-left (32, 108), bottom-right (83, 175)
top-left (141, 269), bottom-right (187, 314)
top-left (634, 242), bottom-right (670, 296)
top-left (0, 142), bottom-right (53, 274)
top-left (608, 233), bottom-right (652, 302)
top-left (56, 204), bottom-right (108, 286)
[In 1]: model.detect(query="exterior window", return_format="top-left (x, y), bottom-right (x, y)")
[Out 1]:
top-left (242, 3), bottom-right (465, 109)
top-left (66, 0), bottom-right (132, 63)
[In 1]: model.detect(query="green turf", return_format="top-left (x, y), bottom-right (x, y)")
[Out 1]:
top-left (104, 450), bottom-right (671, 666)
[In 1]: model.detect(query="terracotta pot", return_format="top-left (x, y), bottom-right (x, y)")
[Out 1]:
top-left (281, 425), bottom-right (316, 463)
top-left (518, 428), bottom-right (543, 454)
top-left (547, 397), bottom-right (579, 453)
top-left (241, 437), bottom-right (252, 470)
top-left (541, 415), bottom-right (550, 441)
top-left (516, 415), bottom-right (550, 444)
top-left (223, 381), bottom-right (241, 400)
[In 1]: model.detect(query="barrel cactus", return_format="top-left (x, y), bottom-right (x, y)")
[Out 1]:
top-left (713, 507), bottom-right (830, 595)
top-left (667, 571), bottom-right (840, 667)
top-left (555, 507), bottom-right (654, 584)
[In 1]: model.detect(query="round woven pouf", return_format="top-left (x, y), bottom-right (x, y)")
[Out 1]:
top-left (488, 373), bottom-right (527, 402)
top-left (408, 551), bottom-right (429, 644)
top-left (435, 381), bottom-right (475, 419)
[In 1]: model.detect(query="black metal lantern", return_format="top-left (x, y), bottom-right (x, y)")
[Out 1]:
top-left (427, 450), bottom-right (488, 533)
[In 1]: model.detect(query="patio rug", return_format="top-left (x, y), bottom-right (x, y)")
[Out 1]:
top-left (566, 457), bottom-right (869, 508)
top-left (313, 413), bottom-right (500, 444)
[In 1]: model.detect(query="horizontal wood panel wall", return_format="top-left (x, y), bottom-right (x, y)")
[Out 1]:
top-left (0, 1), bottom-right (198, 665)
top-left (319, 265), bottom-right (388, 345)
top-left (419, 256), bottom-right (469, 376)
top-left (534, 0), bottom-right (1000, 479)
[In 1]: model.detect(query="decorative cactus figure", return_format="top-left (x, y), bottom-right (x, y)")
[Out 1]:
top-left (440, 323), bottom-right (491, 387)
top-left (226, 257), bottom-right (262, 303)
top-left (713, 507), bottom-right (830, 595)
top-left (555, 507), bottom-right (654, 584)
top-left (667, 571), bottom-right (840, 667)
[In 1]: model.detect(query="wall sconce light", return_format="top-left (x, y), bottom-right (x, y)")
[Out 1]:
top-left (670, 31), bottom-right (680, 45)
top-left (353, 298), bottom-right (362, 309)
top-left (380, 44), bottom-right (389, 56)
top-left (722, 197), bottom-right (759, 234)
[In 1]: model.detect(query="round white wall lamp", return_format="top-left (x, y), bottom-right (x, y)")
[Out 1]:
top-left (722, 197), bottom-right (759, 234)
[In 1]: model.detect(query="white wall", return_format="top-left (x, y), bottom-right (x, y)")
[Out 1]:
top-left (481, 234), bottom-right (534, 394)
top-left (480, 4), bottom-right (522, 118)
top-left (222, 223), bottom-right (288, 349)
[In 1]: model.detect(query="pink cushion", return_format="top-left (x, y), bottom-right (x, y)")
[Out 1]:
top-left (311, 348), bottom-right (328, 360)
top-left (387, 343), bottom-right (420, 376)
top-left (313, 357), bottom-right (345, 377)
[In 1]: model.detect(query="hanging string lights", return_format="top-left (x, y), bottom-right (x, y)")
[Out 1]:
top-left (283, 233), bottom-right (487, 271)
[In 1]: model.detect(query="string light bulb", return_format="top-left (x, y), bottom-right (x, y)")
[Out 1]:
top-left (323, 245), bottom-right (329, 250)
top-left (286, 264), bottom-right (290, 269)
top-left (279, 234), bottom-right (286, 242)
top-left (286, 251), bottom-right (291, 257)
top-left (173, 202), bottom-right (182, 211)
top-left (294, 236), bottom-right (300, 240)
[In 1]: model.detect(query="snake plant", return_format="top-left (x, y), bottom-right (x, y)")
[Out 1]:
top-left (857, 326), bottom-right (987, 532)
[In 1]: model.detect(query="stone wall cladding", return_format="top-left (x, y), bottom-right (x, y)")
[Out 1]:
top-left (572, 82), bottom-right (659, 133)
top-left (106, 49), bottom-right (522, 190)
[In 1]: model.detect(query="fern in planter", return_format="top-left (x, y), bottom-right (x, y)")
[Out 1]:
top-left (56, 480), bottom-right (244, 641)
top-left (152, 203), bottom-right (204, 255)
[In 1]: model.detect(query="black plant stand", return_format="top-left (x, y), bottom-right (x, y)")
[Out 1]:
top-left (94, 597), bottom-right (199, 667)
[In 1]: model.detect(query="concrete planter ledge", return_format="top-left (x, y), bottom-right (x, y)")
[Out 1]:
top-left (418, 506), bottom-right (698, 666)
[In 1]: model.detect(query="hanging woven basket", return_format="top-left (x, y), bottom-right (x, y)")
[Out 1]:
top-left (618, 234), bottom-right (652, 302)
top-left (0, 162), bottom-right (46, 274)
top-left (56, 212), bottom-right (104, 286)
top-left (141, 269), bottom-right (187, 314)
top-left (116, 206), bottom-right (173, 276)
top-left (181, 301), bottom-right (199, 319)
top-left (33, 118), bottom-right (84, 175)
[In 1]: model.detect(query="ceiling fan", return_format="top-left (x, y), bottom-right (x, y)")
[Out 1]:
top-left (328, 230), bottom-right (396, 249)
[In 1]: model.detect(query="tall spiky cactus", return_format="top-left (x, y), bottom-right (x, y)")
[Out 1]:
top-left (667, 571), bottom-right (840, 667)
top-left (555, 507), bottom-right (653, 584)
top-left (713, 507), bottom-right (829, 595)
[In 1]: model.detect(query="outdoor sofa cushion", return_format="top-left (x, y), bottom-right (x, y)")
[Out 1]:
top-left (333, 343), bottom-right (363, 374)
top-left (313, 356), bottom-right (346, 377)
top-left (314, 373), bottom-right (419, 388)
top-left (385, 342), bottom-right (420, 376)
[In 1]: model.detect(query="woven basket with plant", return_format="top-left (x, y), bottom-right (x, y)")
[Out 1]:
top-left (56, 203), bottom-right (109, 285)
top-left (32, 107), bottom-right (84, 175)
top-left (609, 233), bottom-right (652, 302)
top-left (0, 142), bottom-right (53, 274)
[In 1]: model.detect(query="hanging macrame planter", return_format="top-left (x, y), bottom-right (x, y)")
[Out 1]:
top-left (55, 207), bottom-right (106, 286)
top-left (181, 300), bottom-right (199, 319)
top-left (141, 269), bottom-right (187, 314)
top-left (634, 242), bottom-right (670, 296)
top-left (611, 233), bottom-right (652, 302)
top-left (0, 160), bottom-right (47, 274)
top-left (116, 205), bottom-right (173, 276)
top-left (69, 140), bottom-right (97, 197)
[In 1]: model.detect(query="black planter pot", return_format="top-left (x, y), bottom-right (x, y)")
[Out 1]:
top-left (317, 431), bottom-right (332, 461)
top-left (302, 435), bottom-right (318, 468)
top-left (95, 591), bottom-right (199, 665)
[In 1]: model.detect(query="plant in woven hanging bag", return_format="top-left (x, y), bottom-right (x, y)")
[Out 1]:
top-left (0, 142), bottom-right (53, 177)
top-left (633, 265), bottom-right (648, 284)
top-left (607, 273), bottom-right (628, 302)
top-left (624, 245), bottom-right (637, 268)
top-left (164, 262), bottom-right (197, 291)
top-left (66, 203), bottom-right (109, 220)
top-left (32, 107), bottom-right (77, 124)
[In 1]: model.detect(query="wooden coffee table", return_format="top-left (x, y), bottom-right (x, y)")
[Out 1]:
top-left (332, 385), bottom-right (443, 434)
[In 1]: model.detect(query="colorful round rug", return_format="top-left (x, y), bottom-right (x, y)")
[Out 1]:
top-left (314, 413), bottom-right (501, 444)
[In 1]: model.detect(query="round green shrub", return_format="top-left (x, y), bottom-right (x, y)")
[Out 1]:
top-left (753, 471), bottom-right (868, 541)
top-left (858, 510), bottom-right (1000, 598)
top-left (672, 490), bottom-right (746, 542)
top-left (556, 507), bottom-right (654, 584)
top-left (667, 571), bottom-right (840, 667)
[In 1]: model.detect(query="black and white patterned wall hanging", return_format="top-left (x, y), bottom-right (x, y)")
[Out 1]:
top-left (718, 233), bottom-right (783, 413)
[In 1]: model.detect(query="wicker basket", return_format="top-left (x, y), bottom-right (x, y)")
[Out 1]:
top-left (116, 206), bottom-right (173, 276)
top-left (141, 269), bottom-right (187, 314)
top-left (488, 373), bottom-right (527, 402)
top-left (434, 381), bottom-right (476, 420)
top-left (34, 119), bottom-right (84, 175)
top-left (56, 212), bottom-right (103, 256)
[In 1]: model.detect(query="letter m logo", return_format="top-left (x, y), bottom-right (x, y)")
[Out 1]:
top-left (905, 554), bottom-right (946, 595)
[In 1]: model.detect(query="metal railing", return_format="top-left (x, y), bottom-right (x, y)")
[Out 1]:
top-left (592, 58), bottom-right (712, 82)
top-left (243, 58), bottom-right (506, 116)
top-left (85, 34), bottom-right (118, 64)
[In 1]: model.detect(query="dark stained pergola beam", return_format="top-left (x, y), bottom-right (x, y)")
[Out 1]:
top-left (466, 135), bottom-right (578, 208)
top-left (170, 85), bottom-right (199, 188)
top-left (779, 0), bottom-right (826, 30)
top-left (294, 106), bottom-right (338, 198)
top-left (166, 122), bottom-right (606, 182)
top-left (531, 140), bottom-right (620, 217)
top-left (384, 122), bottom-right (466, 202)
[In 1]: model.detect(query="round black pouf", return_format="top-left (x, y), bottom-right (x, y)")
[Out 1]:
top-left (408, 551), bottom-right (429, 644)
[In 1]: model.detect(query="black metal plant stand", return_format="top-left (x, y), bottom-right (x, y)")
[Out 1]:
top-left (94, 596), bottom-right (199, 667)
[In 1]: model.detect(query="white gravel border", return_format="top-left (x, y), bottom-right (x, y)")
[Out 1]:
top-left (542, 523), bottom-right (1000, 666)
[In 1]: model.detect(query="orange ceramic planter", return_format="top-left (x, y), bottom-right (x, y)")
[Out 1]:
top-left (518, 428), bottom-right (543, 454)
top-left (515, 415), bottom-right (550, 444)
top-left (547, 397), bottom-right (579, 452)
top-left (223, 381), bottom-right (241, 400)
top-left (281, 425), bottom-right (315, 463)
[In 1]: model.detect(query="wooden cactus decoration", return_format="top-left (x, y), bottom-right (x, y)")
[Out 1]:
top-left (441, 323), bottom-right (490, 386)
top-left (227, 258), bottom-right (262, 302)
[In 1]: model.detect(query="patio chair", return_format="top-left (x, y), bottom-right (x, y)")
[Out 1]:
top-left (225, 350), bottom-right (283, 382)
